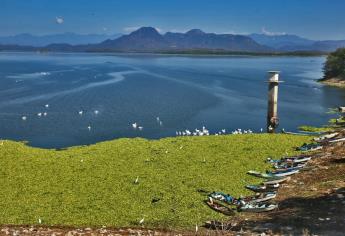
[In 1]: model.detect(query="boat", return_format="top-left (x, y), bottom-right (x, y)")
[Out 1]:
top-left (263, 176), bottom-right (290, 185)
top-left (314, 132), bottom-right (339, 142)
top-left (273, 165), bottom-right (306, 172)
top-left (329, 137), bottom-right (345, 143)
top-left (297, 143), bottom-right (322, 152)
top-left (273, 162), bottom-right (306, 170)
top-left (245, 183), bottom-right (279, 192)
top-left (247, 170), bottom-right (282, 179)
top-left (238, 202), bottom-right (278, 212)
top-left (208, 192), bottom-right (235, 204)
top-left (205, 199), bottom-right (235, 215)
top-left (286, 156), bottom-right (311, 163)
top-left (267, 156), bottom-right (311, 164)
top-left (267, 168), bottom-right (299, 177)
top-left (240, 192), bottom-right (277, 203)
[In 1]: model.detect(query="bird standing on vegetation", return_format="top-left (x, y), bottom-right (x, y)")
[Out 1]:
top-left (79, 110), bottom-right (83, 115)
top-left (132, 123), bottom-right (138, 129)
top-left (134, 176), bottom-right (139, 184)
top-left (139, 217), bottom-right (145, 225)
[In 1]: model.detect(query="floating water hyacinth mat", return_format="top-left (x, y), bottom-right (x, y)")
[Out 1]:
top-left (0, 134), bottom-right (310, 229)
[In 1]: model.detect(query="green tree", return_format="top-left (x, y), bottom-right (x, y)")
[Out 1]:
top-left (323, 48), bottom-right (345, 80)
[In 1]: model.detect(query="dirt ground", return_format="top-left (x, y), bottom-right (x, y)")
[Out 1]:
top-left (1, 132), bottom-right (345, 236)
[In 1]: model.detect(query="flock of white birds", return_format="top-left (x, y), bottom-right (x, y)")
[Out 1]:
top-left (21, 104), bottom-right (101, 131)
top-left (22, 106), bottom-right (260, 135)
top-left (175, 127), bottom-right (255, 136)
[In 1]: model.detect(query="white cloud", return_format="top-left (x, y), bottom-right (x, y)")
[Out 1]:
top-left (55, 17), bottom-right (64, 24)
top-left (123, 26), bottom-right (140, 32)
top-left (261, 27), bottom-right (286, 36)
top-left (155, 27), bottom-right (162, 33)
top-left (221, 30), bottom-right (248, 35)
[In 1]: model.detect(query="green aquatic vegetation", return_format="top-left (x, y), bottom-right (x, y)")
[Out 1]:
top-left (0, 134), bottom-right (309, 229)
top-left (298, 125), bottom-right (334, 133)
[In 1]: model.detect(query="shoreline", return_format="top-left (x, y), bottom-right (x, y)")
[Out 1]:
top-left (0, 50), bottom-right (328, 57)
top-left (319, 77), bottom-right (345, 88)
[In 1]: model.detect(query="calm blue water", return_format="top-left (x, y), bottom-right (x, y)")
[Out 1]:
top-left (0, 52), bottom-right (344, 148)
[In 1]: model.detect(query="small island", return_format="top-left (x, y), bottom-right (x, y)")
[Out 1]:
top-left (320, 47), bottom-right (345, 87)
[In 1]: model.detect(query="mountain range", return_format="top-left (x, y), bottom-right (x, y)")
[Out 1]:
top-left (1, 27), bottom-right (345, 53)
top-left (249, 33), bottom-right (345, 52)
top-left (92, 27), bottom-right (269, 52)
top-left (0, 32), bottom-right (120, 47)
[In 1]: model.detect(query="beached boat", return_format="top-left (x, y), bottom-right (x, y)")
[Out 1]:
top-left (267, 168), bottom-right (299, 177)
top-left (273, 162), bottom-right (306, 170)
top-left (314, 132), bottom-right (339, 142)
top-left (263, 176), bottom-right (290, 185)
top-left (245, 183), bottom-right (279, 192)
top-left (238, 202), bottom-right (278, 212)
top-left (267, 156), bottom-right (311, 164)
top-left (240, 192), bottom-right (277, 203)
top-left (208, 192), bottom-right (235, 204)
top-left (297, 143), bottom-right (322, 152)
top-left (205, 199), bottom-right (235, 215)
top-left (247, 170), bottom-right (282, 179)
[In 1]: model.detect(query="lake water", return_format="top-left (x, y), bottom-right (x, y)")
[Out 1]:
top-left (0, 52), bottom-right (344, 148)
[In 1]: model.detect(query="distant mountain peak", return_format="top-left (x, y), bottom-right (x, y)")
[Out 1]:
top-left (186, 29), bottom-right (205, 35)
top-left (131, 27), bottom-right (161, 36)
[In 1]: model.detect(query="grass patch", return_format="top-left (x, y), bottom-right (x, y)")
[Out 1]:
top-left (0, 134), bottom-right (310, 229)
top-left (298, 125), bottom-right (334, 133)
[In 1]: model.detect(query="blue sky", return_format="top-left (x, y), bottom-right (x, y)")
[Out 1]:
top-left (1, 0), bottom-right (345, 40)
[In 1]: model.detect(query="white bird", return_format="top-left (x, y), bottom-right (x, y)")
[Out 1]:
top-left (132, 123), bottom-right (138, 129)
top-left (139, 217), bottom-right (145, 225)
top-left (78, 110), bottom-right (83, 115)
top-left (260, 128), bottom-right (263, 133)
top-left (87, 125), bottom-right (91, 131)
top-left (156, 117), bottom-right (160, 121)
top-left (195, 224), bottom-right (198, 233)
top-left (134, 176), bottom-right (139, 184)
top-left (38, 218), bottom-right (42, 224)
top-left (45, 104), bottom-right (49, 108)
top-left (21, 116), bottom-right (27, 121)
top-left (37, 113), bottom-right (42, 117)
top-left (138, 126), bottom-right (143, 131)
top-left (159, 121), bottom-right (163, 126)
top-left (94, 110), bottom-right (99, 115)
top-left (43, 112), bottom-right (47, 116)
top-left (221, 129), bottom-right (226, 133)
top-left (176, 131), bottom-right (179, 136)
